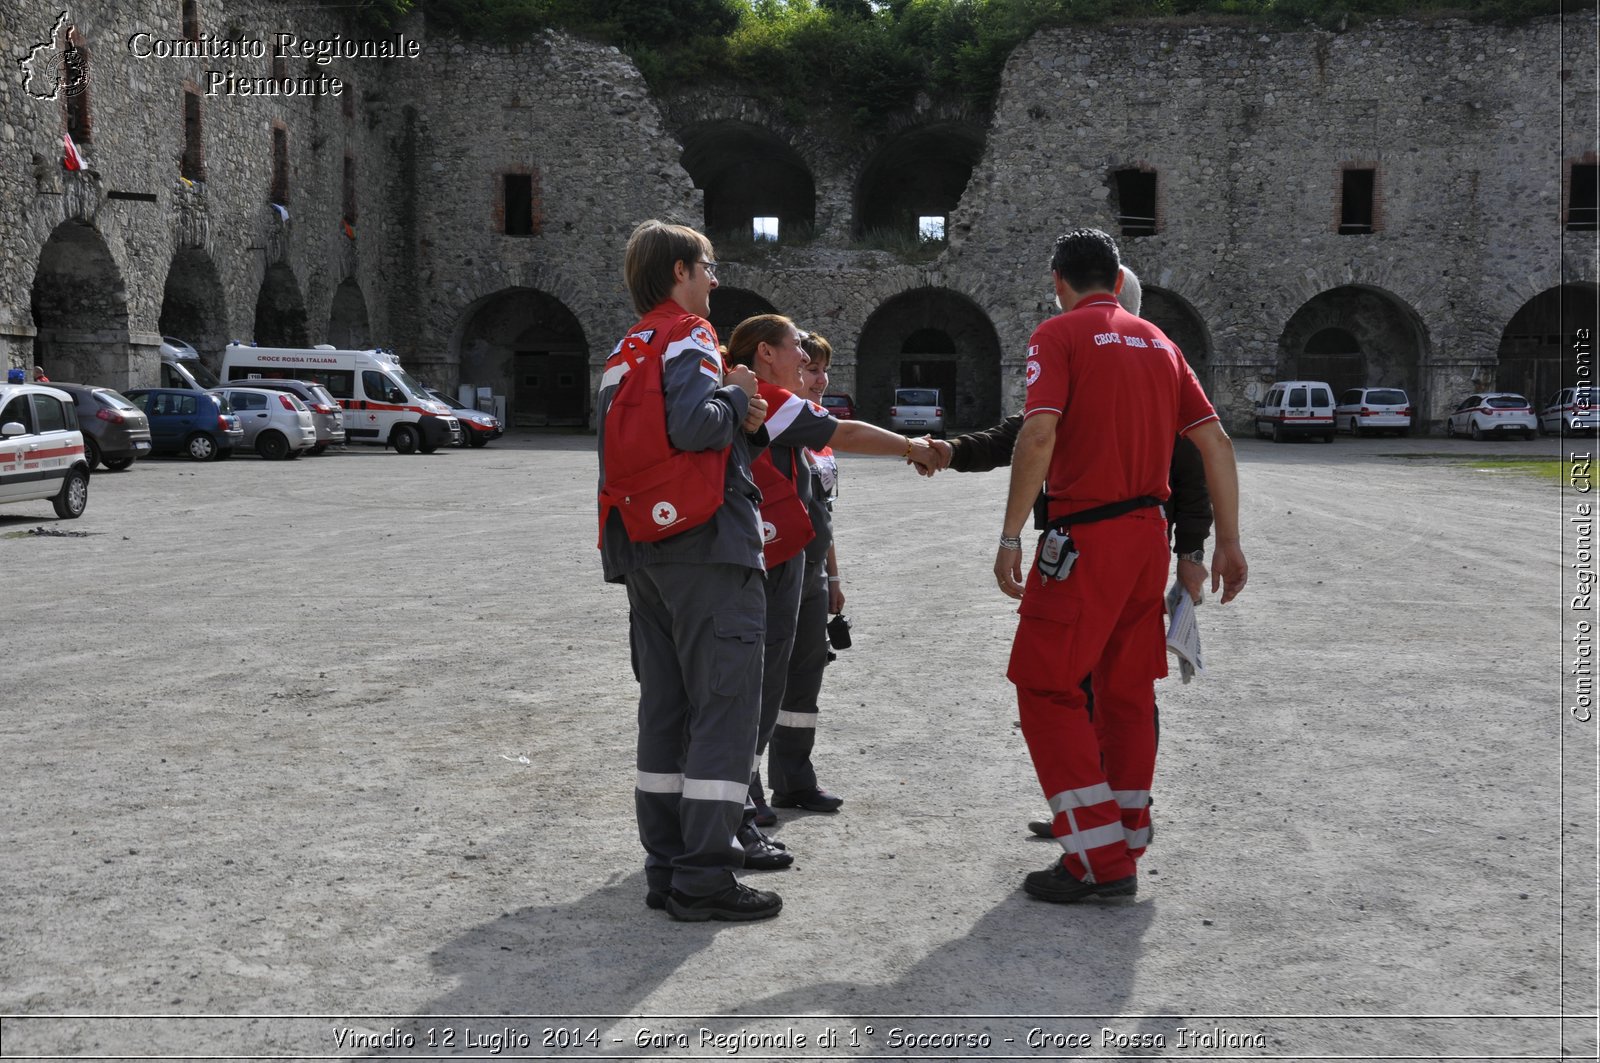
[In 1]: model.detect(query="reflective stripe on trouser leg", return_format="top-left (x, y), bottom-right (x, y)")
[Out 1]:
top-left (1089, 569), bottom-right (1165, 863)
top-left (627, 562), bottom-right (764, 897)
top-left (1115, 788), bottom-right (1152, 853)
top-left (769, 559), bottom-right (828, 794)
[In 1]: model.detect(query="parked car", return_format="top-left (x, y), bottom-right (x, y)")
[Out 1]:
top-left (214, 386), bottom-right (318, 460)
top-left (1334, 387), bottom-right (1413, 437)
top-left (0, 382), bottom-right (90, 518)
top-left (1540, 386), bottom-right (1599, 436)
top-left (1445, 392), bottom-right (1537, 440)
top-left (1254, 380), bottom-right (1335, 442)
top-left (888, 387), bottom-right (944, 436)
top-left (821, 393), bottom-right (856, 420)
top-left (223, 377), bottom-right (347, 453)
top-left (425, 388), bottom-right (502, 447)
top-left (46, 382), bottom-right (152, 470)
top-left (124, 387), bottom-right (244, 461)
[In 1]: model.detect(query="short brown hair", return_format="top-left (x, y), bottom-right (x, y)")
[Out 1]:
top-left (799, 331), bottom-right (832, 369)
top-left (727, 314), bottom-right (796, 368)
top-left (623, 220), bottom-right (713, 316)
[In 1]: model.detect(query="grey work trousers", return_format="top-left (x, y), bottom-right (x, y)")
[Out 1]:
top-left (626, 562), bottom-right (765, 898)
top-left (767, 559), bottom-right (829, 795)
top-left (754, 553), bottom-right (806, 758)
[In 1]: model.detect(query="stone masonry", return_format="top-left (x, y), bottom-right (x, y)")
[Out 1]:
top-left (1, 3), bottom-right (1594, 430)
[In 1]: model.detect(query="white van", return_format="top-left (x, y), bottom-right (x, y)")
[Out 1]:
top-left (221, 343), bottom-right (459, 453)
top-left (1254, 380), bottom-right (1335, 443)
top-left (159, 336), bottom-right (222, 391)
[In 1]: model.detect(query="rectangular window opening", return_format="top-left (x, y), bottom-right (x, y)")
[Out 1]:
top-left (270, 126), bottom-right (288, 205)
top-left (1569, 163), bottom-right (1598, 231)
top-left (181, 90), bottom-right (203, 181)
top-left (1114, 169), bottom-right (1157, 237)
top-left (753, 216), bottom-right (779, 242)
top-left (918, 215), bottom-right (947, 242)
top-left (504, 174), bottom-right (535, 236)
top-left (181, 0), bottom-right (200, 40)
top-left (1339, 168), bottom-right (1375, 234)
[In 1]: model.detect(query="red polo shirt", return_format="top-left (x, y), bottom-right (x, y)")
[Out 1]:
top-left (1022, 292), bottom-right (1217, 514)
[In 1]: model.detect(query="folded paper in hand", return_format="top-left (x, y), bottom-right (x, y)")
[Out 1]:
top-left (1165, 582), bottom-right (1204, 683)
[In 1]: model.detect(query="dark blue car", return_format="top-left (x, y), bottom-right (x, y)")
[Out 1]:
top-left (124, 388), bottom-right (245, 462)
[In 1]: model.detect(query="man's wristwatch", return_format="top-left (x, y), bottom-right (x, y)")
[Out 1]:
top-left (1177, 549), bottom-right (1205, 564)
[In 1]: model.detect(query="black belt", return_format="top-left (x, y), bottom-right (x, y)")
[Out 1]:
top-left (1042, 495), bottom-right (1163, 534)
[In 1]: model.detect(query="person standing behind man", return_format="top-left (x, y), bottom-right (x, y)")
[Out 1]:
top-left (765, 332), bottom-right (849, 817)
top-left (996, 228), bottom-right (1247, 904)
top-left (726, 315), bottom-right (930, 855)
top-left (597, 220), bottom-right (778, 923)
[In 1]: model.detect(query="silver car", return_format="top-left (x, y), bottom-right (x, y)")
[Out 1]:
top-left (224, 378), bottom-right (346, 453)
top-left (214, 387), bottom-right (318, 460)
top-left (888, 387), bottom-right (945, 437)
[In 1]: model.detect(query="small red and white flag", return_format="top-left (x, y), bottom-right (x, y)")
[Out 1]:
top-left (62, 132), bottom-right (85, 172)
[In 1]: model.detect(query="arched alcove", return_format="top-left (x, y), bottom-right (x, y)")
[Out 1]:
top-left (158, 248), bottom-right (228, 366)
top-left (1278, 286), bottom-right (1428, 403)
top-left (856, 288), bottom-right (1002, 429)
top-left (31, 221), bottom-right (130, 386)
top-left (1498, 284), bottom-right (1599, 401)
top-left (456, 287), bottom-right (589, 428)
top-left (679, 122), bottom-right (816, 244)
top-left (254, 263), bottom-right (310, 347)
top-left (327, 277), bottom-right (371, 349)
top-left (855, 124), bottom-right (985, 241)
top-left (708, 286), bottom-right (778, 346)
top-left (1139, 286), bottom-right (1212, 391)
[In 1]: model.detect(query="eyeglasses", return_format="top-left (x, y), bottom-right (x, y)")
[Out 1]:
top-left (698, 260), bottom-right (718, 279)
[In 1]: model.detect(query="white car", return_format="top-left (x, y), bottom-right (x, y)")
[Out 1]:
top-left (1445, 392), bottom-right (1537, 441)
top-left (213, 386), bottom-right (319, 460)
top-left (0, 381), bottom-right (91, 519)
top-left (888, 387), bottom-right (944, 437)
top-left (1334, 387), bottom-right (1412, 437)
top-left (1539, 386), bottom-right (1599, 436)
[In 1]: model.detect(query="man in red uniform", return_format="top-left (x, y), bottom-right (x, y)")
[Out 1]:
top-left (995, 228), bottom-right (1247, 903)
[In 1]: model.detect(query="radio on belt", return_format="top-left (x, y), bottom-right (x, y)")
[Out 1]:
top-left (1035, 526), bottom-right (1078, 581)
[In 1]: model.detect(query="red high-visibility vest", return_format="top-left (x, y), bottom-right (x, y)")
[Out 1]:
top-left (598, 312), bottom-right (728, 544)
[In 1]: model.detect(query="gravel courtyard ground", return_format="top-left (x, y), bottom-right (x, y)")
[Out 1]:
top-left (0, 430), bottom-right (1593, 1061)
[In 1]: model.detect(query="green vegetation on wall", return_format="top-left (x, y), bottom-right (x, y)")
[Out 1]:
top-left (372, 0), bottom-right (1565, 126)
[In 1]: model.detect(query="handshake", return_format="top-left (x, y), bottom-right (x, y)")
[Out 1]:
top-left (905, 435), bottom-right (953, 477)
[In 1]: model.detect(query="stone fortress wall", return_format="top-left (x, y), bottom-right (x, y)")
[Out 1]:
top-left (1, 1), bottom-right (1594, 431)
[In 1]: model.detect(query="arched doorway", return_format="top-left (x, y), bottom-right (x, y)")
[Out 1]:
top-left (1498, 285), bottom-right (1599, 402)
top-left (456, 288), bottom-right (589, 428)
top-left (1141, 286), bottom-right (1212, 390)
top-left (1278, 286), bottom-right (1428, 402)
top-left (327, 277), bottom-right (371, 349)
top-left (856, 288), bottom-right (1002, 429)
top-left (31, 220), bottom-right (131, 386)
top-left (254, 263), bottom-right (309, 347)
top-left (679, 122), bottom-right (816, 244)
top-left (158, 248), bottom-right (227, 366)
top-left (708, 287), bottom-right (778, 346)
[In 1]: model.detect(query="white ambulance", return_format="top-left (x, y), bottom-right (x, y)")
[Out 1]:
top-left (0, 379), bottom-right (91, 518)
top-left (220, 344), bottom-right (459, 453)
